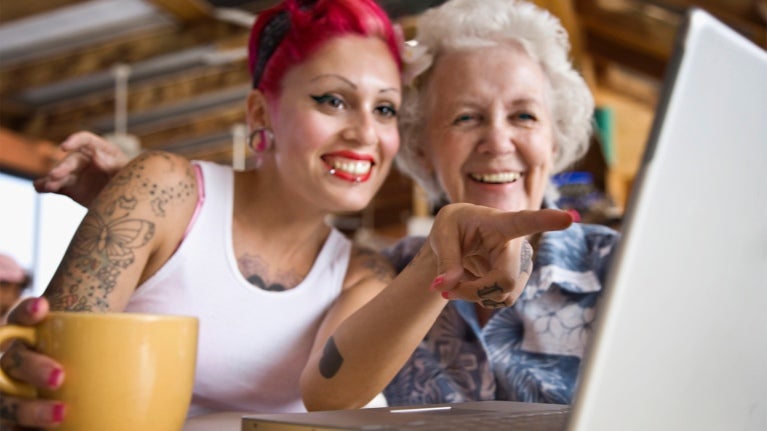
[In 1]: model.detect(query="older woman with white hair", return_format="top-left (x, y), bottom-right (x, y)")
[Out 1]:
top-left (381, 0), bottom-right (620, 405)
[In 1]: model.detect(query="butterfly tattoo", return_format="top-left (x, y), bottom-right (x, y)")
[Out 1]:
top-left (72, 212), bottom-right (155, 266)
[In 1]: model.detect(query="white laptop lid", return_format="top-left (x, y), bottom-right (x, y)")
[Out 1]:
top-left (568, 8), bottom-right (767, 431)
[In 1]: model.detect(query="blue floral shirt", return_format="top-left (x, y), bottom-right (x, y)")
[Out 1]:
top-left (382, 221), bottom-right (620, 406)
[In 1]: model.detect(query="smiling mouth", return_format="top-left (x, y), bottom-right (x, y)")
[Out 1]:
top-left (322, 153), bottom-right (375, 183)
top-left (469, 172), bottom-right (522, 184)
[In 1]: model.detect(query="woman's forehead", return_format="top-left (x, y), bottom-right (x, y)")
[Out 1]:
top-left (426, 45), bottom-right (548, 106)
top-left (284, 36), bottom-right (400, 86)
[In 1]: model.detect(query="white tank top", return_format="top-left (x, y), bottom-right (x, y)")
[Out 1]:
top-left (126, 161), bottom-right (351, 416)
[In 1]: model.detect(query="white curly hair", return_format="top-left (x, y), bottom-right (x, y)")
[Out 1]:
top-left (396, 0), bottom-right (595, 206)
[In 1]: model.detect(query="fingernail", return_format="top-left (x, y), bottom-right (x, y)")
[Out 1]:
top-left (441, 291), bottom-right (451, 300)
top-left (430, 275), bottom-right (445, 292)
top-left (52, 403), bottom-right (65, 423)
top-left (28, 298), bottom-right (41, 314)
top-left (48, 368), bottom-right (63, 388)
top-left (565, 209), bottom-right (581, 223)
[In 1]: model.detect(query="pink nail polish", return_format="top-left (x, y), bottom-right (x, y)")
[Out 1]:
top-left (52, 403), bottom-right (65, 423)
top-left (48, 368), bottom-right (63, 388)
top-left (28, 298), bottom-right (41, 314)
top-left (430, 275), bottom-right (445, 291)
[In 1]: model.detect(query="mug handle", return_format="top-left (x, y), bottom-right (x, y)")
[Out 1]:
top-left (0, 325), bottom-right (37, 398)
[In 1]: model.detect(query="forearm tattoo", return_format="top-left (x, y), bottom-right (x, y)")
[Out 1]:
top-left (319, 336), bottom-right (344, 379)
top-left (45, 154), bottom-right (195, 311)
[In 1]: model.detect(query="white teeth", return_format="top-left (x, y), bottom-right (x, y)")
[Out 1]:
top-left (470, 172), bottom-right (521, 184)
top-left (331, 160), bottom-right (372, 175)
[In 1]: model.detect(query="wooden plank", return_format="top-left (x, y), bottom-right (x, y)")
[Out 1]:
top-left (137, 107), bottom-right (246, 150)
top-left (0, 20), bottom-right (247, 96)
top-left (147, 0), bottom-right (212, 22)
top-left (0, 0), bottom-right (88, 23)
top-left (21, 63), bottom-right (250, 141)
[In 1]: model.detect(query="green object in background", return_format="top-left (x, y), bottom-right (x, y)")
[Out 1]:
top-left (594, 106), bottom-right (615, 166)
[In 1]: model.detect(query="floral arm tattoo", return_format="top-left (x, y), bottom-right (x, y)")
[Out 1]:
top-left (44, 153), bottom-right (195, 312)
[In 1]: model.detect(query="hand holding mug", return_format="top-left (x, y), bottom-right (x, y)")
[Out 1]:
top-left (0, 300), bottom-right (198, 431)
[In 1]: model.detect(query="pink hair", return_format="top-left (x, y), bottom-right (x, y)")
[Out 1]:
top-left (248, 0), bottom-right (402, 99)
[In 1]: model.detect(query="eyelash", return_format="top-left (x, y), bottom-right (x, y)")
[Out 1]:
top-left (376, 105), bottom-right (397, 118)
top-left (452, 112), bottom-right (536, 125)
top-left (311, 94), bottom-right (398, 118)
top-left (311, 94), bottom-right (345, 109)
top-left (453, 114), bottom-right (478, 125)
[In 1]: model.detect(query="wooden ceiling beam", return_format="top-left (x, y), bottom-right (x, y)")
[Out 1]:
top-left (0, 0), bottom-right (88, 23)
top-left (137, 106), bottom-right (245, 150)
top-left (0, 20), bottom-right (247, 97)
top-left (22, 64), bottom-right (250, 142)
top-left (147, 0), bottom-right (213, 22)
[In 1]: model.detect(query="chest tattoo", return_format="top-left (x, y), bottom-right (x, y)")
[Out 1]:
top-left (238, 252), bottom-right (302, 291)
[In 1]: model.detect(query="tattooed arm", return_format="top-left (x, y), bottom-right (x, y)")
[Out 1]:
top-left (1, 152), bottom-right (200, 429)
top-left (44, 151), bottom-right (199, 312)
top-left (301, 204), bottom-right (573, 411)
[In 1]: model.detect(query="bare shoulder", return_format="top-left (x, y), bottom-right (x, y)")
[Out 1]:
top-left (108, 151), bottom-right (195, 194)
top-left (98, 151), bottom-right (197, 217)
top-left (343, 244), bottom-right (395, 292)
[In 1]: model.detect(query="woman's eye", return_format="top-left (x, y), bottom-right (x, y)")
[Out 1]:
top-left (517, 112), bottom-right (536, 121)
top-left (453, 114), bottom-right (477, 125)
top-left (376, 104), bottom-right (397, 118)
top-left (311, 94), bottom-right (345, 109)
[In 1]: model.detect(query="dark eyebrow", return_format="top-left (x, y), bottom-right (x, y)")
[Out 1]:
top-left (310, 74), bottom-right (357, 89)
top-left (310, 74), bottom-right (399, 96)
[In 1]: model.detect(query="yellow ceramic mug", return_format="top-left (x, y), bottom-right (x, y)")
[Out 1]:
top-left (0, 311), bottom-right (198, 431)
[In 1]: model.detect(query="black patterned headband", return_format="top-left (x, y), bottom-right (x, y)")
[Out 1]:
top-left (251, 0), bottom-right (318, 89)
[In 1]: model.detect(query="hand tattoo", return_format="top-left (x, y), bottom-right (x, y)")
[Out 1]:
top-left (477, 283), bottom-right (503, 299)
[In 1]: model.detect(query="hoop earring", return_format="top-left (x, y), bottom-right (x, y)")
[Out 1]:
top-left (248, 127), bottom-right (275, 153)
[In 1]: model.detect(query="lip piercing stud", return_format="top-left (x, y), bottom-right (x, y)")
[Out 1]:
top-left (354, 177), bottom-right (361, 183)
top-left (328, 169), bottom-right (336, 175)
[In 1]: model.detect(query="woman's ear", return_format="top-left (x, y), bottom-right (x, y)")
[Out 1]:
top-left (246, 89), bottom-right (271, 130)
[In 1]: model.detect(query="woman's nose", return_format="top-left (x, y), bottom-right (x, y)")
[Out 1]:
top-left (477, 121), bottom-right (516, 155)
top-left (341, 112), bottom-right (378, 147)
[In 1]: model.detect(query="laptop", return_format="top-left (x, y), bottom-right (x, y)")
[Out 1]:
top-left (242, 8), bottom-right (767, 431)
